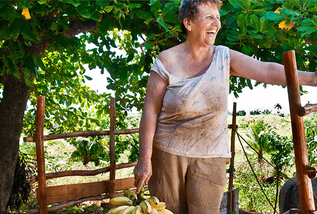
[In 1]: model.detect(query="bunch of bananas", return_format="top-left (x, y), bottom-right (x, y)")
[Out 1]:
top-left (107, 188), bottom-right (174, 214)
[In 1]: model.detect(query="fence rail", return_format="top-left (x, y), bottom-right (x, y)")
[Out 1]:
top-left (24, 96), bottom-right (238, 214)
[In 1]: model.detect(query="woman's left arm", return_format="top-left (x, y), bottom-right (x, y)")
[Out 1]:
top-left (229, 49), bottom-right (317, 86)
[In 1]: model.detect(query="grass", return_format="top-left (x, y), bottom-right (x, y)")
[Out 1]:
top-left (16, 113), bottom-right (298, 213)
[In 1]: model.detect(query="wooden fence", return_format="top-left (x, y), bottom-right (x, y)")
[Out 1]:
top-left (23, 96), bottom-right (238, 214)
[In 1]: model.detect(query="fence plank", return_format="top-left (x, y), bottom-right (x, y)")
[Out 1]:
top-left (41, 177), bottom-right (135, 204)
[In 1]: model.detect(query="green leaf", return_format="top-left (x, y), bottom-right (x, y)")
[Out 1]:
top-left (21, 23), bottom-right (37, 42)
top-left (127, 3), bottom-right (140, 10)
top-left (8, 51), bottom-right (24, 60)
top-left (247, 79), bottom-right (253, 89)
top-left (7, 58), bottom-right (19, 77)
top-left (242, 45), bottom-right (252, 55)
top-left (135, 10), bottom-right (151, 20)
top-left (84, 75), bottom-right (92, 81)
top-left (18, 0), bottom-right (32, 9)
top-left (151, 1), bottom-right (161, 18)
top-left (251, 9), bottom-right (266, 16)
top-left (228, 0), bottom-right (247, 11)
top-left (250, 34), bottom-right (262, 39)
top-left (219, 9), bottom-right (227, 16)
top-left (237, 14), bottom-right (247, 34)
top-left (61, 0), bottom-right (79, 7)
top-left (249, 14), bottom-right (260, 31)
top-left (156, 16), bottom-right (169, 32)
top-left (32, 55), bottom-right (45, 70)
top-left (56, 35), bottom-right (69, 49)
top-left (144, 43), bottom-right (154, 49)
top-left (264, 11), bottom-right (285, 22)
top-left (38, 0), bottom-right (49, 4)
top-left (8, 20), bottom-right (22, 37)
top-left (76, 6), bottom-right (91, 18)
top-left (104, 6), bottom-right (115, 13)
top-left (97, 0), bottom-right (109, 8)
top-left (305, 45), bottom-right (317, 52)
top-left (298, 19), bottom-right (316, 34)
top-left (116, 2), bottom-right (126, 9)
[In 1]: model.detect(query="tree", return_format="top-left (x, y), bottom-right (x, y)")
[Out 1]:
top-left (245, 119), bottom-right (275, 163)
top-left (274, 103), bottom-right (282, 114)
top-left (1, 0), bottom-right (317, 210)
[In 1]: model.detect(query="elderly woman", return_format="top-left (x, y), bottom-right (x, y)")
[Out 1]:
top-left (134, 0), bottom-right (317, 213)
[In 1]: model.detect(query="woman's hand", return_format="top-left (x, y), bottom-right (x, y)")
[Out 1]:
top-left (134, 157), bottom-right (152, 194)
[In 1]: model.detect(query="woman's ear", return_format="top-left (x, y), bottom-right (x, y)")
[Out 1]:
top-left (183, 18), bottom-right (191, 32)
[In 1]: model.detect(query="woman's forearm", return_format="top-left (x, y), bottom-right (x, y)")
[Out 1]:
top-left (138, 110), bottom-right (158, 160)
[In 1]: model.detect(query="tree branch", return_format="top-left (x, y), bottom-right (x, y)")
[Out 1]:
top-left (63, 19), bottom-right (98, 38)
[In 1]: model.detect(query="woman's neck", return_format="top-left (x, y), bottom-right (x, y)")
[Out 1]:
top-left (183, 39), bottom-right (214, 61)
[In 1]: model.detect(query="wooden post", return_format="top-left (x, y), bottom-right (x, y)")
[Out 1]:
top-left (35, 96), bottom-right (47, 214)
top-left (109, 98), bottom-right (116, 196)
top-left (228, 102), bottom-right (237, 214)
top-left (283, 50), bottom-right (315, 214)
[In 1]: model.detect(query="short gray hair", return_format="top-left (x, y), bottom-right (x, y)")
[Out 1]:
top-left (178, 0), bottom-right (223, 34)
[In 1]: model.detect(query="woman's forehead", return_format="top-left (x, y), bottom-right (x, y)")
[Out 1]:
top-left (197, 2), bottom-right (220, 15)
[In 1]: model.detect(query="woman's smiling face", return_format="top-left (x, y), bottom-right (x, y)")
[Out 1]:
top-left (186, 2), bottom-right (221, 46)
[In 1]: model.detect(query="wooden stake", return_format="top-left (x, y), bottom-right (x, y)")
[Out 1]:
top-left (109, 98), bottom-right (116, 196)
top-left (283, 50), bottom-right (316, 214)
top-left (228, 102), bottom-right (237, 214)
top-left (35, 96), bottom-right (47, 214)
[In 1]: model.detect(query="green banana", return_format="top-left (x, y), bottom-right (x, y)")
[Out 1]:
top-left (109, 196), bottom-right (133, 206)
top-left (131, 205), bottom-right (142, 214)
top-left (119, 206), bottom-right (135, 214)
top-left (136, 185), bottom-right (145, 204)
top-left (140, 200), bottom-right (152, 214)
top-left (146, 196), bottom-right (160, 206)
top-left (123, 189), bottom-right (138, 202)
top-left (108, 205), bottom-right (130, 214)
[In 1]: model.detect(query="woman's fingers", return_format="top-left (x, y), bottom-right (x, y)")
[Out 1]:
top-left (136, 177), bottom-right (146, 194)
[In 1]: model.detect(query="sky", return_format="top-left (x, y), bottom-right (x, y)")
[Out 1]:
top-left (228, 82), bottom-right (317, 114)
top-left (84, 68), bottom-right (317, 115)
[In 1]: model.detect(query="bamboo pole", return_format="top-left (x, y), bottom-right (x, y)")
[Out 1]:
top-left (109, 98), bottom-right (116, 196)
top-left (283, 50), bottom-right (315, 214)
top-left (35, 96), bottom-right (47, 214)
top-left (228, 102), bottom-right (237, 214)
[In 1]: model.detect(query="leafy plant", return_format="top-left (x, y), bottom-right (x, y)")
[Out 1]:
top-left (69, 137), bottom-right (110, 166)
top-left (250, 109), bottom-right (262, 115)
top-left (262, 109), bottom-right (272, 115)
top-left (237, 110), bottom-right (247, 116)
top-left (245, 119), bottom-right (275, 162)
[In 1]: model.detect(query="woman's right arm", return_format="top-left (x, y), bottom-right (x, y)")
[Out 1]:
top-left (134, 70), bottom-right (167, 193)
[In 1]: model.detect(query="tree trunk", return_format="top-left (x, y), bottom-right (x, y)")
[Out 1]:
top-left (0, 73), bottom-right (30, 212)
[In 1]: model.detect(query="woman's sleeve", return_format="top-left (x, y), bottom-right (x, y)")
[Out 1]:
top-left (151, 58), bottom-right (169, 82)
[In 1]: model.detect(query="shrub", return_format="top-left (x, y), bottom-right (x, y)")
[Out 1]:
top-left (262, 109), bottom-right (272, 115)
top-left (250, 109), bottom-right (261, 115)
top-left (237, 110), bottom-right (247, 116)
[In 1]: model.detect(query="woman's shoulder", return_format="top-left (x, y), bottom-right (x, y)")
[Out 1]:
top-left (157, 44), bottom-right (183, 66)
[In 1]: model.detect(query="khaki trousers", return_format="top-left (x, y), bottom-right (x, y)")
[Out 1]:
top-left (149, 146), bottom-right (229, 214)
